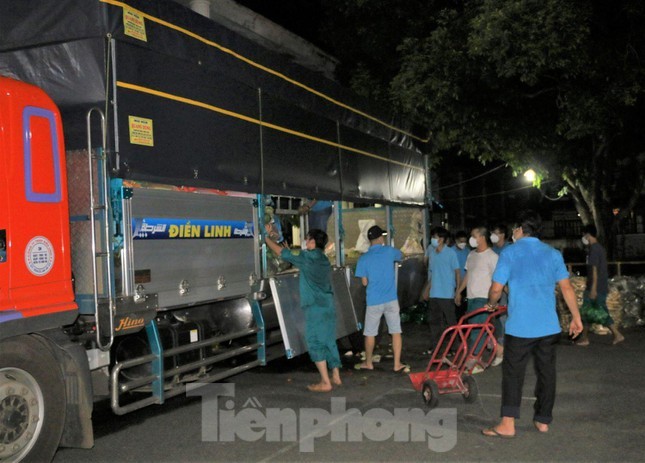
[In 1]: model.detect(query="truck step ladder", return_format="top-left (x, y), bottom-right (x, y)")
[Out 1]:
top-left (87, 108), bottom-right (115, 351)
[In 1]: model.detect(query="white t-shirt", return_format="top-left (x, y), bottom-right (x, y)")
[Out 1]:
top-left (464, 247), bottom-right (499, 299)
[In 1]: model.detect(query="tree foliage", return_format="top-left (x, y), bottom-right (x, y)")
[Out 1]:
top-left (320, 0), bottom-right (645, 255)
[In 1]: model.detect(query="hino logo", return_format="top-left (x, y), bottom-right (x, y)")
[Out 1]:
top-left (115, 316), bottom-right (145, 331)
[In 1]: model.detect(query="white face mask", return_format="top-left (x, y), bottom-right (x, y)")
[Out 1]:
top-left (468, 237), bottom-right (478, 248)
top-left (431, 238), bottom-right (439, 248)
top-left (582, 236), bottom-right (589, 246)
top-left (490, 233), bottom-right (500, 244)
top-left (456, 242), bottom-right (467, 249)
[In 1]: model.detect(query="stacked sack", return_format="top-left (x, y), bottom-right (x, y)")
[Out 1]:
top-left (610, 276), bottom-right (645, 328)
top-left (556, 275), bottom-right (644, 331)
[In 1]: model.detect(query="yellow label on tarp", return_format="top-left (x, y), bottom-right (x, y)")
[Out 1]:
top-left (123, 8), bottom-right (147, 42)
top-left (128, 116), bottom-right (154, 146)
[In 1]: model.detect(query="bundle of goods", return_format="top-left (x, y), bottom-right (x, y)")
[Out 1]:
top-left (610, 276), bottom-right (645, 328)
top-left (556, 275), bottom-right (644, 331)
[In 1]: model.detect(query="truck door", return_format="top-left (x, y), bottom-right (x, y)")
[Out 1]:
top-left (0, 103), bottom-right (8, 313)
top-left (0, 77), bottom-right (76, 320)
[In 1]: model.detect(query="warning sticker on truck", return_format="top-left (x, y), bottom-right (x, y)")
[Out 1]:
top-left (25, 236), bottom-right (55, 276)
top-left (128, 116), bottom-right (154, 146)
top-left (132, 218), bottom-right (254, 240)
top-left (123, 8), bottom-right (147, 42)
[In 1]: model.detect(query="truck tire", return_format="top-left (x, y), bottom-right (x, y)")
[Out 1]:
top-left (0, 335), bottom-right (66, 462)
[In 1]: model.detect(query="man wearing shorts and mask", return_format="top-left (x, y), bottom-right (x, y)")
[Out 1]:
top-left (355, 225), bottom-right (409, 373)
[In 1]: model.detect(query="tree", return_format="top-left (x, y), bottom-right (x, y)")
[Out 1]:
top-left (320, 0), bottom-right (645, 257)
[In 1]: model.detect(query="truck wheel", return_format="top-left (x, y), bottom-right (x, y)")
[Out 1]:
top-left (0, 336), bottom-right (66, 462)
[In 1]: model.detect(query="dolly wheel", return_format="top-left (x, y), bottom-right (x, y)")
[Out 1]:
top-left (421, 380), bottom-right (440, 408)
top-left (462, 375), bottom-right (479, 403)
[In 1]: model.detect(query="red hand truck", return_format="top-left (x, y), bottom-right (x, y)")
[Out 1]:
top-left (409, 306), bottom-right (507, 408)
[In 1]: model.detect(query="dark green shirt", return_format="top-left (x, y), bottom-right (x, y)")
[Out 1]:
top-left (280, 248), bottom-right (334, 308)
top-left (586, 242), bottom-right (609, 294)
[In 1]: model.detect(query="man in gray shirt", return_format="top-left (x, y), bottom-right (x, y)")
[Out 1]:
top-left (576, 224), bottom-right (624, 346)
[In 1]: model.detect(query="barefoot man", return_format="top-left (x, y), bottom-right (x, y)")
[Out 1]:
top-left (576, 224), bottom-right (625, 346)
top-left (265, 228), bottom-right (342, 392)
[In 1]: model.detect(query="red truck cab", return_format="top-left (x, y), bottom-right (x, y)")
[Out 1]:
top-left (0, 77), bottom-right (77, 327)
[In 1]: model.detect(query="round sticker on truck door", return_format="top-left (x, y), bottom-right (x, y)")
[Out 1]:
top-left (25, 236), bottom-right (55, 276)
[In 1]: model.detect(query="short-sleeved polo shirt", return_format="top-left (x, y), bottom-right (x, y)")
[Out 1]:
top-left (355, 245), bottom-right (403, 306)
top-left (425, 245), bottom-right (460, 299)
top-left (492, 237), bottom-right (569, 338)
top-left (455, 246), bottom-right (469, 278)
top-left (493, 241), bottom-right (511, 255)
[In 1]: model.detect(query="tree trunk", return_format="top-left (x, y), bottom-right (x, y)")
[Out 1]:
top-left (569, 182), bottom-right (615, 259)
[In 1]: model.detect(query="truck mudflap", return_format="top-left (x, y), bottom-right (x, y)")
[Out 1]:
top-left (269, 267), bottom-right (360, 359)
top-left (109, 298), bottom-right (265, 415)
top-left (37, 329), bottom-right (94, 450)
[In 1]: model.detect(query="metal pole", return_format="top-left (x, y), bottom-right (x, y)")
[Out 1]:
top-left (385, 205), bottom-right (394, 247)
top-left (256, 194), bottom-right (266, 279)
top-left (424, 153), bottom-right (432, 248)
top-left (334, 202), bottom-right (344, 267)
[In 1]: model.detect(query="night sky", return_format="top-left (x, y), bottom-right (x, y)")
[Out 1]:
top-left (235, 0), bottom-right (327, 50)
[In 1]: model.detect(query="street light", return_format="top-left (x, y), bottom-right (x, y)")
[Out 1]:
top-left (524, 169), bottom-right (537, 183)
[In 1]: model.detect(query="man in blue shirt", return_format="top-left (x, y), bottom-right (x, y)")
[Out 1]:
top-left (453, 230), bottom-right (470, 318)
top-left (482, 211), bottom-right (582, 438)
top-left (424, 227), bottom-right (461, 353)
top-left (354, 225), bottom-right (408, 373)
top-left (491, 223), bottom-right (511, 255)
top-left (301, 199), bottom-right (333, 232)
top-left (490, 223), bottom-right (511, 357)
top-left (453, 230), bottom-right (470, 279)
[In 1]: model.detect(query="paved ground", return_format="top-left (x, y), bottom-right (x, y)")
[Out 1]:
top-left (54, 324), bottom-right (645, 462)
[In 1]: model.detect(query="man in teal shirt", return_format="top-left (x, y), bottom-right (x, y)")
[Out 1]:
top-left (265, 228), bottom-right (341, 392)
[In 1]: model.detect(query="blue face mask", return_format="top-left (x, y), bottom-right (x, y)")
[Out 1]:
top-left (431, 238), bottom-right (439, 248)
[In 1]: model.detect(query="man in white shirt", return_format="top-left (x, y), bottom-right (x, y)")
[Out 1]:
top-left (455, 226), bottom-right (499, 372)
